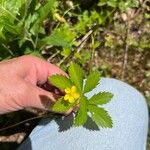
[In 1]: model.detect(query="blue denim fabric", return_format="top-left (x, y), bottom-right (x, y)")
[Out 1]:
top-left (18, 78), bottom-right (149, 150)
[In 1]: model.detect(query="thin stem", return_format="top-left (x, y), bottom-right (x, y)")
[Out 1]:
top-left (121, 23), bottom-right (129, 80)
top-left (0, 6), bottom-right (21, 23)
top-left (89, 35), bottom-right (95, 71)
top-left (34, 35), bottom-right (39, 50)
top-left (76, 29), bottom-right (93, 53)
top-left (0, 113), bottom-right (61, 132)
top-left (0, 115), bottom-right (44, 132)
top-left (2, 44), bottom-right (14, 56)
top-left (57, 56), bottom-right (67, 66)
top-left (26, 37), bottom-right (36, 50)
top-left (47, 51), bottom-right (60, 62)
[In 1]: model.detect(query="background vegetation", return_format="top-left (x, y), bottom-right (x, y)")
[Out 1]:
top-left (0, 0), bottom-right (150, 149)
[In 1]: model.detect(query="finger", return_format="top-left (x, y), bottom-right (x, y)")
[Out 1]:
top-left (19, 55), bottom-right (67, 84)
top-left (40, 82), bottom-right (64, 96)
top-left (21, 82), bottom-right (57, 110)
top-left (34, 57), bottom-right (67, 84)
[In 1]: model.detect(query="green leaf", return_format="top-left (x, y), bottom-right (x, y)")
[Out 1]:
top-left (48, 75), bottom-right (73, 90)
top-left (98, 1), bottom-right (107, 6)
top-left (107, 0), bottom-right (117, 8)
top-left (61, 48), bottom-right (71, 57)
top-left (0, 0), bottom-right (24, 19)
top-left (38, 0), bottom-right (56, 21)
top-left (88, 105), bottom-right (112, 128)
top-left (40, 29), bottom-right (72, 49)
top-left (0, 25), bottom-right (5, 39)
top-left (84, 70), bottom-right (100, 93)
top-left (74, 96), bottom-right (88, 126)
top-left (89, 92), bottom-right (113, 105)
top-left (68, 62), bottom-right (84, 92)
top-left (52, 98), bottom-right (75, 112)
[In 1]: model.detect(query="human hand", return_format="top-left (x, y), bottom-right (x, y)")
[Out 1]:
top-left (0, 55), bottom-right (67, 114)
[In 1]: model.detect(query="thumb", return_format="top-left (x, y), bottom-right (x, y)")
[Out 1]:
top-left (21, 82), bottom-right (57, 111)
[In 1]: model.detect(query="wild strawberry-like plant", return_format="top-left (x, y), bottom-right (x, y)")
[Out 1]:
top-left (48, 62), bottom-right (113, 128)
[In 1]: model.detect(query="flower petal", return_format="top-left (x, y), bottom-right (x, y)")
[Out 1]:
top-left (73, 93), bottom-right (80, 99)
top-left (71, 86), bottom-right (77, 93)
top-left (64, 94), bottom-right (69, 100)
top-left (68, 97), bottom-right (75, 103)
top-left (65, 88), bottom-right (71, 94)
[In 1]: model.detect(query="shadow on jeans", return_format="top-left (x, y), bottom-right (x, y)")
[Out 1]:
top-left (39, 113), bottom-right (100, 132)
top-left (18, 113), bottom-right (99, 150)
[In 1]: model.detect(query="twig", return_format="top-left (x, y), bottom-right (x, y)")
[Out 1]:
top-left (131, 0), bottom-right (147, 19)
top-left (76, 29), bottom-right (93, 53)
top-left (121, 0), bottom-right (147, 80)
top-left (57, 56), bottom-right (67, 66)
top-left (0, 115), bottom-right (44, 132)
top-left (121, 23), bottom-right (129, 80)
top-left (47, 51), bottom-right (60, 62)
top-left (89, 35), bottom-right (96, 70)
top-left (0, 111), bottom-right (65, 132)
top-left (2, 44), bottom-right (14, 56)
top-left (139, 79), bottom-right (146, 87)
top-left (26, 37), bottom-right (36, 50)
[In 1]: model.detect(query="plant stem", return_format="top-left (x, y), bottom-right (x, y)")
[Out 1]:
top-left (2, 44), bottom-right (14, 56)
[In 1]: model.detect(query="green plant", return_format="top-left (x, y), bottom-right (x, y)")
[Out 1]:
top-left (0, 0), bottom-right (150, 147)
top-left (48, 62), bottom-right (113, 127)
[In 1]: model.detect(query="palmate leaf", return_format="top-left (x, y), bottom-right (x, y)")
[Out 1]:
top-left (48, 63), bottom-right (113, 128)
top-left (0, 0), bottom-right (24, 36)
top-left (68, 62), bottom-right (84, 92)
top-left (74, 96), bottom-right (88, 126)
top-left (48, 75), bottom-right (73, 90)
top-left (84, 70), bottom-right (100, 93)
top-left (88, 105), bottom-right (112, 128)
top-left (0, 0), bottom-right (24, 18)
top-left (89, 92), bottom-right (113, 105)
top-left (40, 29), bottom-right (71, 49)
top-left (38, 0), bottom-right (56, 22)
top-left (52, 98), bottom-right (75, 112)
top-left (37, 25), bottom-right (76, 49)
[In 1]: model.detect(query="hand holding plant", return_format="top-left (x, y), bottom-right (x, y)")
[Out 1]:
top-left (48, 62), bottom-right (113, 128)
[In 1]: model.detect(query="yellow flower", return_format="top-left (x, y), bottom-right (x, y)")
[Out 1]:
top-left (64, 86), bottom-right (80, 103)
